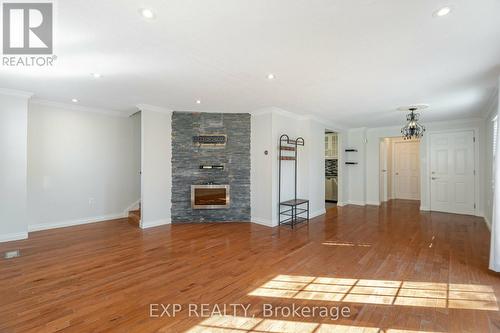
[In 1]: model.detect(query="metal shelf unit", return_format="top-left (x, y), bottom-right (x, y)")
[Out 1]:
top-left (278, 134), bottom-right (309, 228)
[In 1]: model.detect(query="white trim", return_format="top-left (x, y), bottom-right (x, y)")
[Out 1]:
top-left (347, 200), bottom-right (366, 206)
top-left (485, 216), bottom-right (492, 231)
top-left (136, 104), bottom-right (173, 114)
top-left (310, 209), bottom-right (326, 218)
top-left (140, 218), bottom-right (171, 229)
top-left (251, 217), bottom-right (274, 227)
top-left (366, 201), bottom-right (380, 206)
top-left (0, 232), bottom-right (28, 243)
top-left (251, 107), bottom-right (345, 131)
top-left (336, 201), bottom-right (346, 207)
top-left (31, 99), bottom-right (126, 117)
top-left (420, 205), bottom-right (430, 211)
top-left (483, 88), bottom-right (499, 120)
top-left (0, 88), bottom-right (34, 99)
top-left (28, 213), bottom-right (126, 232)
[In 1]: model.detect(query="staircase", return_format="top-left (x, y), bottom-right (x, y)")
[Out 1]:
top-left (128, 208), bottom-right (141, 225)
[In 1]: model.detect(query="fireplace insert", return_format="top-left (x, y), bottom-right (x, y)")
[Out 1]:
top-left (191, 184), bottom-right (230, 209)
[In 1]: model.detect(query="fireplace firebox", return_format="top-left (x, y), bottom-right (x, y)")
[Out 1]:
top-left (191, 185), bottom-right (230, 209)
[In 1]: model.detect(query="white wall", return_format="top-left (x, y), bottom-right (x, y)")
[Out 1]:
top-left (0, 91), bottom-right (30, 241)
top-left (250, 112), bottom-right (273, 225)
top-left (140, 107), bottom-right (172, 228)
top-left (346, 128), bottom-right (367, 205)
top-left (131, 112), bottom-right (141, 208)
top-left (484, 89), bottom-right (499, 228)
top-left (27, 102), bottom-right (140, 231)
top-left (347, 118), bottom-right (486, 216)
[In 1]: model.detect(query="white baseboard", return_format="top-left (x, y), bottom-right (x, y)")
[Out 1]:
top-left (251, 217), bottom-right (271, 227)
top-left (366, 201), bottom-right (380, 206)
top-left (140, 218), bottom-right (171, 229)
top-left (336, 201), bottom-right (345, 207)
top-left (420, 206), bottom-right (430, 211)
top-left (28, 212), bottom-right (126, 232)
top-left (310, 209), bottom-right (326, 218)
top-left (0, 232), bottom-right (28, 243)
top-left (484, 217), bottom-right (492, 231)
top-left (347, 200), bottom-right (366, 206)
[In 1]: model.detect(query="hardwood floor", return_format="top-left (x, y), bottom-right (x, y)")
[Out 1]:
top-left (1, 200), bottom-right (499, 332)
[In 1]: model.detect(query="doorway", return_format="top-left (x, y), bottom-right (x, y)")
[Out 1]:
top-left (380, 137), bottom-right (421, 202)
top-left (325, 130), bottom-right (339, 209)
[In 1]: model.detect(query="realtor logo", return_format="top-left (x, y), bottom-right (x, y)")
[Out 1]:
top-left (2, 2), bottom-right (53, 54)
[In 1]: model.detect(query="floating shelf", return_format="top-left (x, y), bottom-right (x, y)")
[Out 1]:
top-left (345, 162), bottom-right (358, 165)
top-left (345, 149), bottom-right (358, 152)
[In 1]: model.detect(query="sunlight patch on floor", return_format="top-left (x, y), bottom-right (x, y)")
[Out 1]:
top-left (322, 241), bottom-right (372, 247)
top-left (248, 275), bottom-right (498, 311)
top-left (184, 315), bottom-right (443, 333)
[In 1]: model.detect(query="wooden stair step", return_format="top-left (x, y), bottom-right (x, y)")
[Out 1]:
top-left (280, 157), bottom-right (296, 161)
top-left (280, 146), bottom-right (296, 151)
top-left (128, 209), bottom-right (141, 225)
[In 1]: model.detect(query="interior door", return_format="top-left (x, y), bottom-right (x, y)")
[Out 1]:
top-left (430, 131), bottom-right (475, 215)
top-left (394, 140), bottom-right (420, 200)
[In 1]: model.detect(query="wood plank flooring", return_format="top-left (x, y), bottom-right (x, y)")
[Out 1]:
top-left (1, 200), bottom-right (500, 332)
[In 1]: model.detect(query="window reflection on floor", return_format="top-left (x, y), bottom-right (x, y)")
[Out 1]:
top-left (248, 275), bottom-right (498, 311)
top-left (185, 315), bottom-right (442, 333)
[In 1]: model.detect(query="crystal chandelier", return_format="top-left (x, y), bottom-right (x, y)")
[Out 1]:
top-left (401, 107), bottom-right (425, 140)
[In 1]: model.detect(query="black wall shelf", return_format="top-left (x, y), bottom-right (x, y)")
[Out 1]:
top-left (345, 162), bottom-right (358, 165)
top-left (345, 149), bottom-right (358, 152)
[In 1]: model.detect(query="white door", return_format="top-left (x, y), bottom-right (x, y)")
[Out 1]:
top-left (394, 140), bottom-right (420, 200)
top-left (430, 131), bottom-right (475, 215)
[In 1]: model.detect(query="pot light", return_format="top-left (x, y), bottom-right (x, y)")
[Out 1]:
top-left (140, 8), bottom-right (155, 19)
top-left (91, 73), bottom-right (102, 79)
top-left (71, 98), bottom-right (79, 103)
top-left (196, 100), bottom-right (201, 104)
top-left (434, 6), bottom-right (451, 17)
top-left (267, 73), bottom-right (275, 80)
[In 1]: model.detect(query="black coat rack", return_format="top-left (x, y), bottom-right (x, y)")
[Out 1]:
top-left (278, 134), bottom-right (309, 228)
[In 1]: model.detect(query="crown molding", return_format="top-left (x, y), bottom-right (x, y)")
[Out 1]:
top-left (251, 106), bottom-right (346, 130)
top-left (136, 103), bottom-right (173, 114)
top-left (483, 87), bottom-right (499, 120)
top-left (31, 99), bottom-right (126, 117)
top-left (0, 88), bottom-right (34, 99)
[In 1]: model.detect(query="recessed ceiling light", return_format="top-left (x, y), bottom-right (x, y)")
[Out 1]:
top-left (71, 98), bottom-right (79, 103)
top-left (140, 8), bottom-right (155, 19)
top-left (196, 100), bottom-right (201, 104)
top-left (267, 73), bottom-right (275, 80)
top-left (91, 73), bottom-right (102, 79)
top-left (434, 6), bottom-right (451, 17)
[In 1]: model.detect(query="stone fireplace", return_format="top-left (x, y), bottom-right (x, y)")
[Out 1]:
top-left (171, 112), bottom-right (250, 222)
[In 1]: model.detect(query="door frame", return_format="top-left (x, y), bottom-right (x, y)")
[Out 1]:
top-left (379, 139), bottom-right (388, 202)
top-left (324, 129), bottom-right (344, 206)
top-left (426, 128), bottom-right (479, 216)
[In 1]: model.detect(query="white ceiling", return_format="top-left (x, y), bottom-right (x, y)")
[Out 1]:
top-left (1, 0), bottom-right (499, 127)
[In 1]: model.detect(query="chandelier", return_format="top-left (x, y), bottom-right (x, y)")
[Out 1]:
top-left (401, 107), bottom-right (425, 140)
